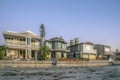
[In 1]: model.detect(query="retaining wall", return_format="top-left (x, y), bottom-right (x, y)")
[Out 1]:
top-left (0, 60), bottom-right (113, 68)
top-left (0, 61), bottom-right (52, 68)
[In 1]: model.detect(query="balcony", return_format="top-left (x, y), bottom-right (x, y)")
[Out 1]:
top-left (81, 50), bottom-right (97, 54)
top-left (51, 47), bottom-right (68, 52)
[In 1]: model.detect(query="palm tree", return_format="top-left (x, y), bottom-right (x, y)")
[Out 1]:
top-left (0, 45), bottom-right (8, 60)
top-left (40, 24), bottom-right (45, 46)
top-left (40, 46), bottom-right (51, 60)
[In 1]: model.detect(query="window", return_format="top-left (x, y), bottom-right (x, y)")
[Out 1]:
top-left (23, 38), bottom-right (25, 41)
top-left (86, 46), bottom-right (91, 50)
top-left (73, 52), bottom-right (76, 57)
top-left (105, 47), bottom-right (110, 52)
top-left (52, 42), bottom-right (55, 49)
top-left (51, 52), bottom-right (55, 58)
top-left (61, 52), bottom-right (64, 58)
top-left (20, 39), bottom-right (22, 41)
top-left (27, 38), bottom-right (30, 45)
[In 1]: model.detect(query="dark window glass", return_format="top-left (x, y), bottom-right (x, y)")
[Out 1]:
top-left (73, 52), bottom-right (76, 57)
top-left (61, 52), bottom-right (64, 58)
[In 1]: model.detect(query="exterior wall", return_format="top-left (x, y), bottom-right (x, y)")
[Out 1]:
top-left (55, 52), bottom-right (67, 60)
top-left (89, 54), bottom-right (96, 60)
top-left (95, 44), bottom-right (111, 59)
top-left (69, 43), bottom-right (97, 60)
top-left (45, 37), bottom-right (68, 60)
top-left (115, 52), bottom-right (120, 61)
top-left (46, 42), bottom-right (52, 49)
top-left (0, 61), bottom-right (112, 68)
top-left (64, 52), bottom-right (67, 58)
top-left (104, 46), bottom-right (111, 55)
top-left (81, 44), bottom-right (96, 54)
top-left (82, 54), bottom-right (89, 59)
top-left (56, 52), bottom-right (61, 59)
top-left (3, 31), bottom-right (40, 60)
top-left (70, 45), bottom-right (79, 52)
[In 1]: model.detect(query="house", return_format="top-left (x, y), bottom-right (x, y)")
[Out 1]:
top-left (45, 37), bottom-right (68, 60)
top-left (68, 38), bottom-right (97, 60)
top-left (3, 31), bottom-right (40, 60)
top-left (95, 44), bottom-right (111, 59)
top-left (114, 49), bottom-right (120, 61)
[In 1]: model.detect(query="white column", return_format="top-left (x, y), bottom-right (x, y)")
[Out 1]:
top-left (30, 38), bottom-right (31, 45)
top-left (25, 37), bottom-right (27, 46)
top-left (29, 50), bottom-right (31, 59)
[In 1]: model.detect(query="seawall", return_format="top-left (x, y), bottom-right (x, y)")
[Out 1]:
top-left (0, 60), bottom-right (115, 68)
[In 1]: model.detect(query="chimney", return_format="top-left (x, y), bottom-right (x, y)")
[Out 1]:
top-left (70, 40), bottom-right (75, 46)
top-left (75, 38), bottom-right (80, 44)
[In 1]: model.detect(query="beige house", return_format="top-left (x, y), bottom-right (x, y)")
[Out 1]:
top-left (95, 44), bottom-right (111, 59)
top-left (68, 38), bottom-right (97, 60)
top-left (45, 37), bottom-right (68, 60)
top-left (3, 31), bottom-right (40, 60)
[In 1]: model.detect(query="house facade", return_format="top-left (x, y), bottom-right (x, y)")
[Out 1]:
top-left (115, 52), bottom-right (120, 61)
top-left (95, 44), bottom-right (111, 59)
top-left (3, 31), bottom-right (40, 60)
top-left (68, 38), bottom-right (97, 60)
top-left (45, 37), bottom-right (68, 60)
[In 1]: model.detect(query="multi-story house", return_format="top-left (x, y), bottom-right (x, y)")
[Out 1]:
top-left (45, 37), bottom-right (68, 60)
top-left (3, 31), bottom-right (40, 60)
top-left (115, 51), bottom-right (120, 61)
top-left (68, 38), bottom-right (97, 60)
top-left (95, 44), bottom-right (111, 59)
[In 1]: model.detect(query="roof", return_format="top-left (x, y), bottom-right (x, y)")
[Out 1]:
top-left (68, 42), bottom-right (94, 47)
top-left (46, 37), bottom-right (67, 44)
top-left (3, 31), bottom-right (40, 39)
top-left (81, 42), bottom-right (94, 45)
top-left (95, 44), bottom-right (110, 47)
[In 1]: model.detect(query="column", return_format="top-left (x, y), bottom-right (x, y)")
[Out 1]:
top-left (26, 37), bottom-right (27, 45)
top-left (25, 49), bottom-right (27, 60)
top-left (28, 50), bottom-right (31, 59)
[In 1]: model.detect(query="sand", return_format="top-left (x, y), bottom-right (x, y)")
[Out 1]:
top-left (0, 65), bottom-right (120, 80)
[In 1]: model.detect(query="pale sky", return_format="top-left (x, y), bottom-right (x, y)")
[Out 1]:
top-left (0, 0), bottom-right (120, 51)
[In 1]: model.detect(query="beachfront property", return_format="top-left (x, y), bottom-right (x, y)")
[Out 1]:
top-left (3, 31), bottom-right (40, 60)
top-left (68, 38), bottom-right (97, 60)
top-left (2, 30), bottom-right (113, 61)
top-left (95, 44), bottom-right (111, 59)
top-left (45, 37), bottom-right (68, 60)
top-left (114, 51), bottom-right (120, 61)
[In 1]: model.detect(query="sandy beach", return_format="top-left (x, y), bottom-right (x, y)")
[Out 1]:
top-left (0, 65), bottom-right (120, 80)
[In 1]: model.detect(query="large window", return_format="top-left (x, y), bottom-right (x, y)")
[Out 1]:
top-left (105, 47), bottom-right (110, 52)
top-left (86, 46), bottom-right (91, 50)
top-left (58, 42), bottom-right (61, 49)
top-left (46, 42), bottom-right (52, 49)
top-left (62, 44), bottom-right (66, 49)
top-left (27, 38), bottom-right (30, 45)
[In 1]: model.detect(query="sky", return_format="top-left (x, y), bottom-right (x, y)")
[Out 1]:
top-left (0, 0), bottom-right (120, 51)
